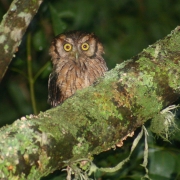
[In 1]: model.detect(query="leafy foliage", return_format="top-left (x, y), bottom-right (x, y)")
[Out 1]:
top-left (0, 0), bottom-right (180, 179)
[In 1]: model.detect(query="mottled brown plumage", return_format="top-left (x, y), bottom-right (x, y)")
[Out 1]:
top-left (48, 31), bottom-right (108, 107)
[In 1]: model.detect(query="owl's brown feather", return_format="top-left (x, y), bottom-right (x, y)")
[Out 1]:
top-left (48, 31), bottom-right (108, 107)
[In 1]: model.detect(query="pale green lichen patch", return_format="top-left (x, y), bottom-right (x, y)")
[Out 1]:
top-left (38, 0), bottom-right (43, 5)
top-left (4, 26), bottom-right (10, 33)
top-left (10, 28), bottom-right (22, 41)
top-left (18, 12), bottom-right (32, 26)
top-left (137, 72), bottom-right (155, 87)
top-left (0, 35), bottom-right (6, 44)
top-left (9, 3), bottom-right (17, 12)
top-left (0, 26), bottom-right (11, 34)
top-left (4, 44), bottom-right (9, 53)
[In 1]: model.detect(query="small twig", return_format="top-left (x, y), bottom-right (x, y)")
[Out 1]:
top-left (33, 61), bottom-right (51, 82)
top-left (27, 33), bottom-right (37, 114)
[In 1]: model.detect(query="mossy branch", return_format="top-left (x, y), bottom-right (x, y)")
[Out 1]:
top-left (0, 0), bottom-right (43, 82)
top-left (1, 27), bottom-right (180, 179)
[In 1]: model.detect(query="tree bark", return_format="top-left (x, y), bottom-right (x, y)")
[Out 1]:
top-left (0, 0), bottom-right (43, 82)
top-left (0, 26), bottom-right (180, 179)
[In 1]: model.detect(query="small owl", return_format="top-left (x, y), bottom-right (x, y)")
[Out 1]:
top-left (48, 31), bottom-right (108, 107)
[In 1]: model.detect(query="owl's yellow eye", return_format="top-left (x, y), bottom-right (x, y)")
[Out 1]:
top-left (64, 43), bottom-right (72, 52)
top-left (81, 43), bottom-right (89, 51)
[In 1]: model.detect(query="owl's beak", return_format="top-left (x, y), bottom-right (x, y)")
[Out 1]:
top-left (75, 52), bottom-right (79, 61)
top-left (72, 50), bottom-right (79, 61)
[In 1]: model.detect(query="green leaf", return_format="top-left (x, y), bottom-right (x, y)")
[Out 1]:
top-left (149, 149), bottom-right (177, 178)
top-left (49, 4), bottom-right (67, 35)
top-left (32, 30), bottom-right (47, 51)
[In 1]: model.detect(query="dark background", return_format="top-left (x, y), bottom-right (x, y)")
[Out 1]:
top-left (0, 0), bottom-right (180, 179)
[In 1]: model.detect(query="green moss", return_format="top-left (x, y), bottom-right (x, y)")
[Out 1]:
top-left (134, 85), bottom-right (162, 118)
top-left (72, 137), bottom-right (90, 156)
top-left (166, 32), bottom-right (180, 51)
top-left (4, 44), bottom-right (9, 52)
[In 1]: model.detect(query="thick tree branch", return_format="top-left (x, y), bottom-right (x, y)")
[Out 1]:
top-left (1, 27), bottom-right (180, 179)
top-left (0, 0), bottom-right (43, 82)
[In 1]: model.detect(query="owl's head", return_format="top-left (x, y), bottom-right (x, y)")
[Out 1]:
top-left (49, 31), bottom-right (104, 64)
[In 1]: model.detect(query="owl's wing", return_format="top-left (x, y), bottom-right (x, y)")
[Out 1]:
top-left (48, 73), bottom-right (62, 107)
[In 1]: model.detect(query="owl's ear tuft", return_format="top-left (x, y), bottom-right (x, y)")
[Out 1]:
top-left (49, 41), bottom-right (58, 59)
top-left (97, 42), bottom-right (104, 55)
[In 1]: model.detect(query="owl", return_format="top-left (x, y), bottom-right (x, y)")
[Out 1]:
top-left (48, 31), bottom-right (108, 107)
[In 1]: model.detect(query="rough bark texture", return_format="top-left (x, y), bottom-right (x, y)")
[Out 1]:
top-left (1, 27), bottom-right (180, 179)
top-left (0, 0), bottom-right (43, 82)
